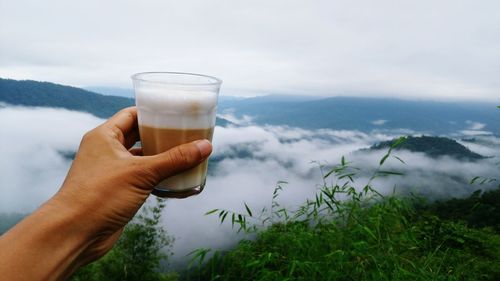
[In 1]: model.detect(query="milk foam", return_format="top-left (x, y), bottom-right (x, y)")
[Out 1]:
top-left (135, 86), bottom-right (217, 129)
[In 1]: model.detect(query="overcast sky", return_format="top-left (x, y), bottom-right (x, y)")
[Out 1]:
top-left (1, 0), bottom-right (499, 100)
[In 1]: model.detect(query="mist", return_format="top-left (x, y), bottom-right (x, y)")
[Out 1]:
top-left (0, 105), bottom-right (103, 212)
top-left (0, 105), bottom-right (498, 268)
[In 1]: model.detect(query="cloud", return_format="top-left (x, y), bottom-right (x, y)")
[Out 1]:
top-left (165, 127), bottom-right (500, 266)
top-left (0, 105), bottom-right (498, 268)
top-left (458, 137), bottom-right (500, 157)
top-left (459, 130), bottom-right (493, 136)
top-left (1, 0), bottom-right (500, 101)
top-left (371, 119), bottom-right (388, 126)
top-left (217, 113), bottom-right (253, 126)
top-left (0, 106), bottom-right (103, 212)
top-left (466, 120), bottom-right (486, 130)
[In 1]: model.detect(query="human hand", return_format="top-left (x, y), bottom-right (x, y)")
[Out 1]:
top-left (0, 107), bottom-right (212, 281)
top-left (54, 106), bottom-right (211, 262)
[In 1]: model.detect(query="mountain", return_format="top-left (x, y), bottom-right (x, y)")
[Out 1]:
top-left (84, 87), bottom-right (134, 98)
top-left (370, 136), bottom-right (485, 161)
top-left (0, 78), bottom-right (231, 126)
top-left (2, 78), bottom-right (497, 134)
top-left (218, 96), bottom-right (500, 135)
top-left (0, 78), bottom-right (134, 118)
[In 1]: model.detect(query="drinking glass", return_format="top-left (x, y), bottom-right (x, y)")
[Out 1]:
top-left (131, 72), bottom-right (222, 198)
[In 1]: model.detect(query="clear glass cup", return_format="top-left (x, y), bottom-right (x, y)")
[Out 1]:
top-left (131, 72), bottom-right (222, 198)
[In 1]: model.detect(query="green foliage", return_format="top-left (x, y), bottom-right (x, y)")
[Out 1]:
top-left (420, 188), bottom-right (500, 232)
top-left (71, 198), bottom-right (177, 281)
top-left (192, 142), bottom-right (500, 280)
top-left (371, 135), bottom-right (485, 161)
top-left (194, 201), bottom-right (500, 281)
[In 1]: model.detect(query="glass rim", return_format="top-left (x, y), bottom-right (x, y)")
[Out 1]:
top-left (131, 71), bottom-right (222, 86)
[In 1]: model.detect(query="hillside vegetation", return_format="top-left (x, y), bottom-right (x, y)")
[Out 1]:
top-left (0, 78), bottom-right (134, 118)
top-left (370, 135), bottom-right (485, 160)
top-left (190, 144), bottom-right (499, 280)
top-left (193, 196), bottom-right (500, 281)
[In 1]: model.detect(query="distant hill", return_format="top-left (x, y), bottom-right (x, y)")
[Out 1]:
top-left (219, 96), bottom-right (500, 135)
top-left (84, 86), bottom-right (134, 98)
top-left (0, 78), bottom-right (231, 126)
top-left (2, 78), bottom-right (497, 134)
top-left (370, 136), bottom-right (485, 161)
top-left (0, 78), bottom-right (134, 118)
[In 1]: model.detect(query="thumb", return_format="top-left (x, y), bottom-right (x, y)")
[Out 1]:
top-left (136, 139), bottom-right (212, 185)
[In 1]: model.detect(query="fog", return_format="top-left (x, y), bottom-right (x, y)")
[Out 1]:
top-left (0, 105), bottom-right (498, 267)
top-left (2, 1), bottom-right (500, 101)
top-left (0, 105), bottom-right (103, 212)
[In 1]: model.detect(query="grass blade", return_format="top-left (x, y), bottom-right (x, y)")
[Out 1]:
top-left (244, 202), bottom-right (253, 217)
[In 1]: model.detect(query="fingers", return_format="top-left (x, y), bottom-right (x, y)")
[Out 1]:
top-left (135, 140), bottom-right (212, 184)
top-left (106, 107), bottom-right (137, 135)
top-left (129, 147), bottom-right (143, 156)
top-left (123, 126), bottom-right (140, 149)
top-left (103, 107), bottom-right (139, 148)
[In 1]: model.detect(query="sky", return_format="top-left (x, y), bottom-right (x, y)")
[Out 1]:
top-left (1, 0), bottom-right (499, 100)
top-left (1, 105), bottom-right (499, 266)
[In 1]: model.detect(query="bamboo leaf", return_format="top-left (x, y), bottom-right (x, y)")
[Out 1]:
top-left (205, 209), bottom-right (218, 215)
top-left (244, 202), bottom-right (253, 217)
top-left (323, 168), bottom-right (336, 179)
top-left (245, 260), bottom-right (260, 267)
top-left (380, 153), bottom-right (390, 166)
top-left (221, 211), bottom-right (228, 224)
top-left (470, 176), bottom-right (481, 184)
top-left (363, 226), bottom-right (378, 241)
top-left (391, 136), bottom-right (407, 148)
top-left (324, 200), bottom-right (334, 211)
top-left (377, 170), bottom-right (404, 176)
top-left (393, 155), bottom-right (406, 164)
top-left (339, 173), bottom-right (357, 180)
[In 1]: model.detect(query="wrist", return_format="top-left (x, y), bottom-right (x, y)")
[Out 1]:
top-left (50, 184), bottom-right (106, 239)
top-left (0, 195), bottom-right (95, 281)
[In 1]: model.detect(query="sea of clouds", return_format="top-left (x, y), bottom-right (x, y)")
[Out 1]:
top-left (0, 105), bottom-right (498, 267)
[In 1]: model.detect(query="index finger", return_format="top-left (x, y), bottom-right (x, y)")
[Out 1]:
top-left (105, 106), bottom-right (138, 136)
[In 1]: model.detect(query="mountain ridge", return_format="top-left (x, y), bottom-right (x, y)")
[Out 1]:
top-left (1, 78), bottom-right (497, 134)
top-left (0, 78), bottom-right (231, 126)
top-left (219, 96), bottom-right (499, 134)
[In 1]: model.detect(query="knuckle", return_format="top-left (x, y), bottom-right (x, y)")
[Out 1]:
top-left (81, 127), bottom-right (108, 144)
top-left (169, 146), bottom-right (197, 167)
top-left (110, 126), bottom-right (124, 141)
top-left (81, 130), bottom-right (95, 143)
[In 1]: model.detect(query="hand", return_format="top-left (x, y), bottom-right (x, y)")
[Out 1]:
top-left (0, 106), bottom-right (212, 281)
top-left (57, 106), bottom-right (212, 260)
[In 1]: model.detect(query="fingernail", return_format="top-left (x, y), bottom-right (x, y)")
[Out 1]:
top-left (195, 140), bottom-right (212, 158)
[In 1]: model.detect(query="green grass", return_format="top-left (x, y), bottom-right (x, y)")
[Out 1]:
top-left (188, 138), bottom-right (500, 280)
top-left (192, 196), bottom-right (500, 281)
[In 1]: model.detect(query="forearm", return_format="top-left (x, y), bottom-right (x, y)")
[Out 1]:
top-left (0, 197), bottom-right (92, 281)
